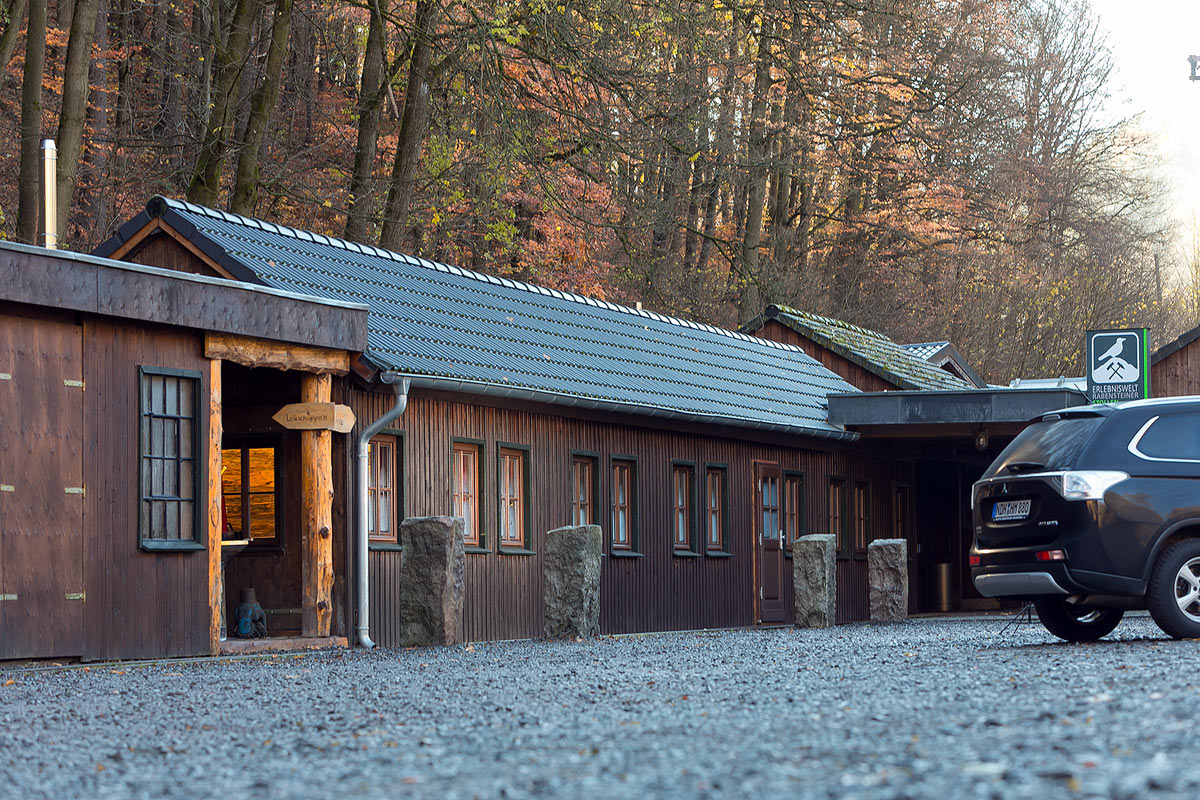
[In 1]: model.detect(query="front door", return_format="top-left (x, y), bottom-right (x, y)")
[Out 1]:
top-left (0, 314), bottom-right (85, 659)
top-left (755, 462), bottom-right (784, 623)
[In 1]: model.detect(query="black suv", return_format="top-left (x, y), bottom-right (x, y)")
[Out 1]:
top-left (971, 397), bottom-right (1200, 641)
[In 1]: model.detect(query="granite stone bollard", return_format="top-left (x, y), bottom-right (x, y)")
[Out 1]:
top-left (399, 516), bottom-right (465, 646)
top-left (794, 534), bottom-right (836, 628)
top-left (868, 538), bottom-right (909, 623)
top-left (543, 524), bottom-right (602, 639)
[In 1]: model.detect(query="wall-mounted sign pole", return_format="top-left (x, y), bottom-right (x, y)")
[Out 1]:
top-left (1086, 328), bottom-right (1150, 403)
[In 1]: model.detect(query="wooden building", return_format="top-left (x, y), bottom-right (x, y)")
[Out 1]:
top-left (1153, 324), bottom-right (1200, 397)
top-left (92, 198), bottom-right (937, 643)
top-left (0, 242), bottom-right (367, 661)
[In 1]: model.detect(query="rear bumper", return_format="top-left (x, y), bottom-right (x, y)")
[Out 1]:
top-left (975, 571), bottom-right (1068, 597)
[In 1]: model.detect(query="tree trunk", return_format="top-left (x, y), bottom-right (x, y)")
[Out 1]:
top-left (344, 0), bottom-right (388, 242)
top-left (379, 0), bottom-right (436, 250)
top-left (56, 0), bottom-right (100, 246)
top-left (83, 0), bottom-right (111, 244)
top-left (229, 0), bottom-right (294, 215)
top-left (16, 0), bottom-right (46, 244)
top-left (185, 0), bottom-right (259, 206)
top-left (737, 17), bottom-right (776, 326)
top-left (0, 0), bottom-right (27, 81)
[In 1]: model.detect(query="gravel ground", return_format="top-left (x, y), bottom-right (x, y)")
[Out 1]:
top-left (2, 614), bottom-right (1199, 799)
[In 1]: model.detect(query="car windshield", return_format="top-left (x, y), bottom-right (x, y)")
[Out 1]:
top-left (981, 415), bottom-right (1105, 479)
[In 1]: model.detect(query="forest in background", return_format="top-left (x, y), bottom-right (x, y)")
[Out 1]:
top-left (0, 0), bottom-right (1188, 382)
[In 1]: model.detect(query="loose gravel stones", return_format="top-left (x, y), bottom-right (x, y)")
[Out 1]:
top-left (2, 615), bottom-right (1198, 799)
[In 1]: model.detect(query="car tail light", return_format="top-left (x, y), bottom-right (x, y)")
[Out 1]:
top-left (1057, 470), bottom-right (1128, 501)
top-left (969, 555), bottom-right (981, 567)
top-left (1035, 549), bottom-right (1066, 562)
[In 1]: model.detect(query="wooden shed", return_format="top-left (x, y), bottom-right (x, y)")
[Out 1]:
top-left (97, 198), bottom-right (923, 640)
top-left (0, 242), bottom-right (366, 661)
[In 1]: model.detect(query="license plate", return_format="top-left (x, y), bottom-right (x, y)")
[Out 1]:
top-left (992, 499), bottom-right (1031, 522)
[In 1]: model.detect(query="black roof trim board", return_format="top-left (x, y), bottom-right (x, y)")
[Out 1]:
top-left (94, 197), bottom-right (859, 439)
top-left (1152, 324), bottom-right (1200, 366)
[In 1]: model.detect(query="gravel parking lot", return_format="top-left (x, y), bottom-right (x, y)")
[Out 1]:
top-left (2, 614), bottom-right (1198, 799)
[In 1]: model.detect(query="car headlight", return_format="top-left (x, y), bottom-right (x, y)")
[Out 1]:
top-left (1059, 470), bottom-right (1128, 501)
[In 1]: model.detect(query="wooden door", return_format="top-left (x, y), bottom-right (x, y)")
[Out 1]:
top-left (0, 314), bottom-right (85, 659)
top-left (755, 462), bottom-right (784, 623)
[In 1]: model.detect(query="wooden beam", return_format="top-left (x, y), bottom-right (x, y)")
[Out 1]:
top-left (301, 373), bottom-right (334, 637)
top-left (206, 359), bottom-right (223, 655)
top-left (204, 332), bottom-right (350, 375)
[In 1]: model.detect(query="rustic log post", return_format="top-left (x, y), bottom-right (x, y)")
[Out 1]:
top-left (207, 358), bottom-right (223, 655)
top-left (301, 373), bottom-right (334, 637)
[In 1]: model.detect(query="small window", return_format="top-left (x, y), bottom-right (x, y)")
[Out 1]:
top-left (221, 439), bottom-right (282, 550)
top-left (854, 482), bottom-right (870, 552)
top-left (140, 367), bottom-right (202, 549)
top-left (672, 464), bottom-right (695, 552)
top-left (453, 441), bottom-right (482, 548)
top-left (368, 434), bottom-right (400, 544)
top-left (498, 446), bottom-right (529, 550)
top-left (761, 472), bottom-right (780, 542)
top-left (611, 458), bottom-right (637, 552)
top-left (784, 472), bottom-right (805, 548)
top-left (571, 455), bottom-right (597, 526)
top-left (705, 466), bottom-right (727, 552)
top-left (892, 483), bottom-right (910, 540)
top-left (828, 478), bottom-right (846, 554)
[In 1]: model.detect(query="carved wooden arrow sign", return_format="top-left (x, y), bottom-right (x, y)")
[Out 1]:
top-left (272, 402), bottom-right (356, 433)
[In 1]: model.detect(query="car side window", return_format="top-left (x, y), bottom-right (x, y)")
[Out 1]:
top-left (1134, 413), bottom-right (1200, 461)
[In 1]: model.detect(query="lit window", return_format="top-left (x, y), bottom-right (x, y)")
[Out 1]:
top-left (452, 442), bottom-right (481, 548)
top-left (221, 441), bottom-right (281, 548)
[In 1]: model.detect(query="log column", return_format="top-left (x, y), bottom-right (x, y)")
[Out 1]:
top-left (301, 373), bottom-right (334, 637)
top-left (206, 359), bottom-right (223, 654)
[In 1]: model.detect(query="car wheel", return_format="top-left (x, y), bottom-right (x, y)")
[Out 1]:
top-left (1147, 540), bottom-right (1200, 639)
top-left (1033, 597), bottom-right (1123, 642)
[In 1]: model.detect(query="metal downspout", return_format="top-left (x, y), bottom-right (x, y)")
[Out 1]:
top-left (355, 373), bottom-right (409, 648)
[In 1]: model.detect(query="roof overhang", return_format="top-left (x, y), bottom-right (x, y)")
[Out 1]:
top-left (827, 388), bottom-right (1089, 439)
top-left (0, 240), bottom-right (369, 352)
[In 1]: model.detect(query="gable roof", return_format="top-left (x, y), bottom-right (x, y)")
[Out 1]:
top-left (901, 341), bottom-right (986, 388)
top-left (757, 306), bottom-right (972, 392)
top-left (901, 341), bottom-right (950, 361)
top-left (96, 197), bottom-right (859, 440)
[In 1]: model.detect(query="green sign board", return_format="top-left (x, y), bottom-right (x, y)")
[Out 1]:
top-left (1085, 328), bottom-right (1150, 403)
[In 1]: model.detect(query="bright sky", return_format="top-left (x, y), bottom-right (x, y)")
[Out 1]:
top-left (1089, 0), bottom-right (1200, 240)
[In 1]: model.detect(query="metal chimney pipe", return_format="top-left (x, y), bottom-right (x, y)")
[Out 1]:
top-left (40, 139), bottom-right (57, 250)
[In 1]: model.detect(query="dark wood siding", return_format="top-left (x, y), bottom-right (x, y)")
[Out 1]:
top-left (122, 230), bottom-right (225, 278)
top-left (751, 320), bottom-right (897, 392)
top-left (1154, 345), bottom-right (1198, 397)
top-left (350, 387), bottom-right (914, 644)
top-left (82, 317), bottom-right (211, 660)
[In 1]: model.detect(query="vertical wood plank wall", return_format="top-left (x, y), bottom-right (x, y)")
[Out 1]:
top-left (1153, 347), bottom-right (1198, 397)
top-left (353, 388), bottom-right (914, 645)
top-left (83, 318), bottom-right (211, 660)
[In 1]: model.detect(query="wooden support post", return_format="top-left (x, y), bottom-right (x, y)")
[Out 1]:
top-left (301, 373), bottom-right (334, 637)
top-left (207, 359), bottom-right (223, 655)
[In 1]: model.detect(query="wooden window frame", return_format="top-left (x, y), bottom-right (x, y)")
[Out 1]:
top-left (220, 434), bottom-right (285, 554)
top-left (497, 442), bottom-right (533, 554)
top-left (704, 463), bottom-right (731, 557)
top-left (452, 438), bottom-right (486, 552)
top-left (138, 365), bottom-right (205, 552)
top-left (853, 481), bottom-right (871, 555)
top-left (671, 460), bottom-right (699, 557)
top-left (828, 476), bottom-right (848, 558)
top-left (570, 451), bottom-right (599, 527)
top-left (367, 430), bottom-right (403, 550)
top-left (783, 470), bottom-right (806, 558)
top-left (891, 481), bottom-right (910, 542)
top-left (609, 455), bottom-right (640, 557)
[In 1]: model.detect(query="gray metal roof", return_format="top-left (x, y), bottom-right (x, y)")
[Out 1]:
top-left (97, 197), bottom-right (859, 439)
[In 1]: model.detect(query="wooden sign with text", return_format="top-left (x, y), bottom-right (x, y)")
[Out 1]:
top-left (272, 402), bottom-right (356, 433)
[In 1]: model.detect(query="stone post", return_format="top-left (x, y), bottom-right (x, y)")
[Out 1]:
top-left (399, 516), bottom-right (465, 646)
top-left (794, 534), bottom-right (836, 628)
top-left (543, 524), bottom-right (602, 639)
top-left (868, 538), bottom-right (908, 623)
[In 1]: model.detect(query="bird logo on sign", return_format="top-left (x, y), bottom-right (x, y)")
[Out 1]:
top-left (1090, 333), bottom-right (1139, 385)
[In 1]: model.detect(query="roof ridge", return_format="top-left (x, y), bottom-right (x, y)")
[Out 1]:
top-left (152, 196), bottom-right (810, 357)
top-left (773, 305), bottom-right (889, 341)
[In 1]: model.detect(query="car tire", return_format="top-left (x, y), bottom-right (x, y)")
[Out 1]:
top-left (1147, 539), bottom-right (1200, 639)
top-left (1033, 597), bottom-right (1123, 642)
